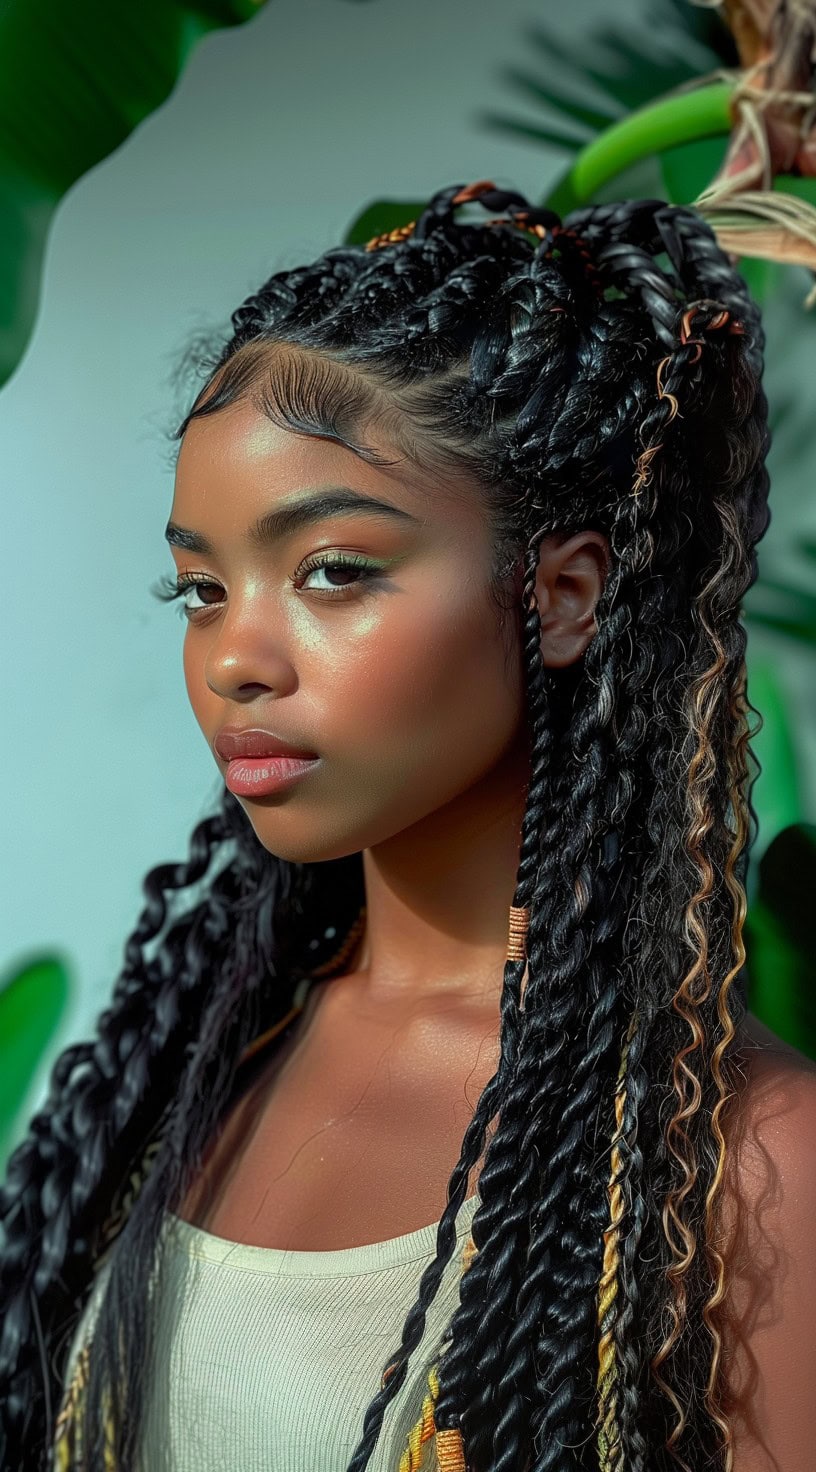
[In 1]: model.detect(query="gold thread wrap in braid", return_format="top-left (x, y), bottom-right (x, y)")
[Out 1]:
top-left (52, 1123), bottom-right (168, 1470)
top-left (631, 304), bottom-right (745, 502)
top-left (434, 1424), bottom-right (467, 1471)
top-left (395, 894), bottom-right (522, 1465)
top-left (53, 1309), bottom-right (129, 1470)
top-left (53, 1341), bottom-right (89, 1470)
top-left (595, 1008), bottom-right (641, 1472)
top-left (394, 1222), bottom-right (480, 1470)
top-left (507, 905), bottom-right (531, 961)
top-left (397, 1362), bottom-right (438, 1472)
top-left (365, 222), bottom-right (417, 251)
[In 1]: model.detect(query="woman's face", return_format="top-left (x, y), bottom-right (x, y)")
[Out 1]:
top-left (166, 392), bottom-right (544, 865)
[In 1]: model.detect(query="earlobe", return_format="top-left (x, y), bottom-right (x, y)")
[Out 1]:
top-left (538, 611), bottom-right (599, 670)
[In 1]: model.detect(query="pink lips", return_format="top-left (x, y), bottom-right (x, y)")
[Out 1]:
top-left (224, 754), bottom-right (319, 797)
top-left (214, 725), bottom-right (318, 763)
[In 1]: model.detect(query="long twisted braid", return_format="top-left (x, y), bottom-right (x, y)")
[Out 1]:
top-left (0, 179), bottom-right (769, 1472)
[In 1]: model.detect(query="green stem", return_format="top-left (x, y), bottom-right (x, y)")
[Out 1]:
top-left (543, 80), bottom-right (734, 216)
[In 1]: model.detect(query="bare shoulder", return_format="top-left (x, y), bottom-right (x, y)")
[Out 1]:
top-left (731, 1009), bottom-right (816, 1154)
top-left (723, 1009), bottom-right (816, 1250)
top-left (717, 1012), bottom-right (816, 1472)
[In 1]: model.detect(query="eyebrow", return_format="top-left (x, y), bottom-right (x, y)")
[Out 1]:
top-left (164, 485), bottom-right (422, 554)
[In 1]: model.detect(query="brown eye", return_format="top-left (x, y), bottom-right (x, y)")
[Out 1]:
top-left (152, 574), bottom-right (224, 621)
top-left (292, 551), bottom-right (385, 599)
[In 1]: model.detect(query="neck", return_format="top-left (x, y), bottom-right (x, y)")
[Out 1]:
top-left (347, 728), bottom-right (532, 1010)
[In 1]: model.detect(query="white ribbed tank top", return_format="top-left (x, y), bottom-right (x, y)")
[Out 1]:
top-left (60, 1191), bottom-right (480, 1472)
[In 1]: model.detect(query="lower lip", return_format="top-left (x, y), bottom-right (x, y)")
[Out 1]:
top-left (224, 756), bottom-right (319, 796)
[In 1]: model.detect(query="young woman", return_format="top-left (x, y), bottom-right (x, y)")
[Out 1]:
top-left (1, 178), bottom-right (814, 1472)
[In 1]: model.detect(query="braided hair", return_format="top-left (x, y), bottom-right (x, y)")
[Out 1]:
top-left (0, 179), bottom-right (770, 1472)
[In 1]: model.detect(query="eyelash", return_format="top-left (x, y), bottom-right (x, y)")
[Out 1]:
top-left (152, 551), bottom-right (386, 621)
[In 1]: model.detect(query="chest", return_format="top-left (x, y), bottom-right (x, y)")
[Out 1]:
top-left (176, 982), bottom-right (501, 1251)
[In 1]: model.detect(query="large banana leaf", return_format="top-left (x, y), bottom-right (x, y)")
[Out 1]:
top-left (0, 0), bottom-right (273, 391)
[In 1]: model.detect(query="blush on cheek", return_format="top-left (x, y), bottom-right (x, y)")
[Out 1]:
top-left (357, 620), bottom-right (512, 776)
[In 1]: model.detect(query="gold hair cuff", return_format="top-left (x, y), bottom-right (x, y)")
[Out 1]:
top-left (434, 1426), bottom-right (467, 1470)
top-left (507, 905), bottom-right (531, 961)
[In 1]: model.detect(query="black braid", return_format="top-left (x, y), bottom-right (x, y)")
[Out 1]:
top-left (429, 243), bottom-right (639, 1449)
top-left (461, 568), bottom-right (647, 1470)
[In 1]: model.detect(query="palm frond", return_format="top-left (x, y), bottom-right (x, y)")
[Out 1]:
top-left (485, 0), bottom-right (738, 159)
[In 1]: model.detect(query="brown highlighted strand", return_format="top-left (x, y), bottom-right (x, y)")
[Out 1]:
top-left (595, 1008), bottom-right (641, 1472)
top-left (632, 304), bottom-right (745, 504)
top-left (697, 659), bottom-right (753, 1472)
top-left (644, 320), bottom-right (752, 1469)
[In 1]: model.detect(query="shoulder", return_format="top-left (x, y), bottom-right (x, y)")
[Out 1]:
top-left (724, 1010), bottom-right (816, 1242)
top-left (730, 1012), bottom-right (816, 1205)
top-left (717, 1013), bottom-right (816, 1472)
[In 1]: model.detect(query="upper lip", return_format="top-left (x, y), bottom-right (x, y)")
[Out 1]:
top-left (213, 725), bottom-right (319, 762)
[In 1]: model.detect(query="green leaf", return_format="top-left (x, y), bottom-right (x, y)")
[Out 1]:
top-left (0, 0), bottom-right (273, 390)
top-left (494, 64), bottom-right (618, 137)
top-left (542, 81), bottom-right (733, 216)
top-left (730, 256), bottom-right (780, 305)
top-left (0, 955), bottom-right (70, 1170)
top-left (521, 9), bottom-right (728, 121)
top-left (744, 653), bottom-right (803, 845)
top-left (745, 579), bottom-right (816, 646)
top-left (495, 0), bottom-right (736, 156)
top-left (746, 825), bottom-right (816, 1058)
top-left (659, 134), bottom-right (727, 206)
top-left (477, 112), bottom-right (596, 155)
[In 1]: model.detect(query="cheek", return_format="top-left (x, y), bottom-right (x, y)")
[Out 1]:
top-left (321, 584), bottom-right (522, 769)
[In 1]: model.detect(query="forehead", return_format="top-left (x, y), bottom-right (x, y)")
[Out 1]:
top-left (172, 391), bottom-right (485, 544)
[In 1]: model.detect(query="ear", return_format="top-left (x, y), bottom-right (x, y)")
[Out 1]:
top-left (533, 531), bottom-right (610, 669)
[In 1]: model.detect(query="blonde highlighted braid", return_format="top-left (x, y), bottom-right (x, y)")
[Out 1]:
top-left (616, 294), bottom-right (751, 1472)
top-left (392, 997), bottom-right (644, 1472)
top-left (595, 1009), bottom-right (641, 1472)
